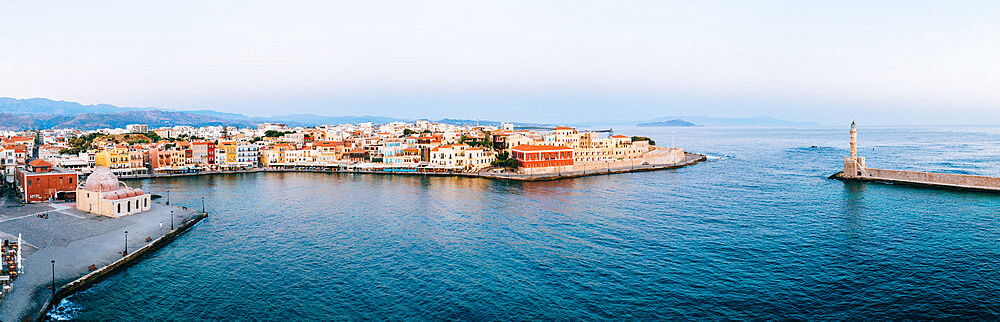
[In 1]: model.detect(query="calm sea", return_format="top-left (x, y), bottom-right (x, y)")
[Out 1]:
top-left (53, 126), bottom-right (1000, 320)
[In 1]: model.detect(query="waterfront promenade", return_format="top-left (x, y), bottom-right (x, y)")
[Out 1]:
top-left (116, 153), bottom-right (707, 181)
top-left (0, 194), bottom-right (202, 321)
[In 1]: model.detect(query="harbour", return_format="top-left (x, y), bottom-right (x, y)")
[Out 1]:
top-left (0, 190), bottom-right (203, 321)
top-left (48, 126), bottom-right (1000, 320)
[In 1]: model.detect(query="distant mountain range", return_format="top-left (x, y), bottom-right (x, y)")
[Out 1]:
top-left (0, 97), bottom-right (415, 130)
top-left (637, 119), bottom-right (698, 127)
top-left (0, 97), bottom-right (815, 130)
top-left (0, 110), bottom-right (256, 131)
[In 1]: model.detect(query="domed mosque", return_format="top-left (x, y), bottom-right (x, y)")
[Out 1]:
top-left (76, 168), bottom-right (151, 217)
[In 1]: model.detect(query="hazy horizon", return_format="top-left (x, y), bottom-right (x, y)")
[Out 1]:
top-left (3, 1), bottom-right (999, 125)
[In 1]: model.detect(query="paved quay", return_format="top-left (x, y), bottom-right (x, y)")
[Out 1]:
top-left (115, 153), bottom-right (707, 181)
top-left (0, 192), bottom-right (202, 321)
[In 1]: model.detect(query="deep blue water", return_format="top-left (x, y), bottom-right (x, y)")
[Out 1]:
top-left (55, 127), bottom-right (1000, 320)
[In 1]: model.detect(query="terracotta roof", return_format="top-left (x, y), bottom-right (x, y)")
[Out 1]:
top-left (553, 126), bottom-right (575, 130)
top-left (313, 141), bottom-right (341, 147)
top-left (611, 135), bottom-right (629, 139)
top-left (511, 144), bottom-right (572, 151)
top-left (28, 159), bottom-right (53, 167)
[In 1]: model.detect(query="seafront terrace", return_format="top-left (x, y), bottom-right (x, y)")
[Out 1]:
top-left (114, 153), bottom-right (707, 181)
top-left (0, 194), bottom-right (201, 321)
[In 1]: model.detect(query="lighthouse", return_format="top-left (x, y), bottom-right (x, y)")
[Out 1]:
top-left (843, 121), bottom-right (866, 177)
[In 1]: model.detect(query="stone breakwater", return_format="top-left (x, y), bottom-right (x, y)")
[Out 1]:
top-left (118, 153), bottom-right (707, 182)
top-left (33, 211), bottom-right (207, 321)
top-left (830, 168), bottom-right (1000, 193)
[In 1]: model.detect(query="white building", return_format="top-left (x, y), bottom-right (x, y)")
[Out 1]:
top-left (126, 124), bottom-right (149, 133)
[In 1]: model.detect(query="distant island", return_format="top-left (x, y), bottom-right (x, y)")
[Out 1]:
top-left (636, 119), bottom-right (698, 127)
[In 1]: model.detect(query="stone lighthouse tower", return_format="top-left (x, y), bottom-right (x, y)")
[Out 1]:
top-left (843, 121), bottom-right (867, 177)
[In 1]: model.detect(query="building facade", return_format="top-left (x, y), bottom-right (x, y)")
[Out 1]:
top-left (76, 168), bottom-right (151, 217)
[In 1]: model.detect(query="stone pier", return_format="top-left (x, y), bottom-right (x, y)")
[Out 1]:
top-left (0, 199), bottom-right (203, 321)
top-left (831, 122), bottom-right (1000, 193)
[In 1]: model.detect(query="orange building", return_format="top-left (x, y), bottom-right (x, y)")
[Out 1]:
top-left (15, 159), bottom-right (78, 202)
top-left (511, 144), bottom-right (574, 168)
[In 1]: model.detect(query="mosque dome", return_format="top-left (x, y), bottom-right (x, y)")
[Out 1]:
top-left (125, 190), bottom-right (137, 198)
top-left (84, 168), bottom-right (122, 192)
top-left (133, 188), bottom-right (143, 196)
top-left (105, 193), bottom-right (120, 200)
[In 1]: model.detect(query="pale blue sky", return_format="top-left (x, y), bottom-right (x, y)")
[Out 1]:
top-left (2, 1), bottom-right (998, 124)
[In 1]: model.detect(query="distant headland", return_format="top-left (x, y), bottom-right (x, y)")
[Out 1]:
top-left (636, 119), bottom-right (698, 127)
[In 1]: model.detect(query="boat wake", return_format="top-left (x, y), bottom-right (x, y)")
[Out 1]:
top-left (47, 298), bottom-right (82, 321)
top-left (704, 153), bottom-right (732, 161)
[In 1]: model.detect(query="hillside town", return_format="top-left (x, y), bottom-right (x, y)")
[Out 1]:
top-left (1, 121), bottom-right (686, 203)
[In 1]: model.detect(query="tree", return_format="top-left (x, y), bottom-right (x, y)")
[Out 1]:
top-left (144, 131), bottom-right (162, 142)
top-left (631, 136), bottom-right (656, 146)
top-left (264, 130), bottom-right (287, 137)
top-left (491, 151), bottom-right (520, 168)
top-left (402, 129), bottom-right (416, 136)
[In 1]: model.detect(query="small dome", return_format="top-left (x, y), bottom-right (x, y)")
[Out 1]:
top-left (133, 188), bottom-right (143, 196)
top-left (125, 190), bottom-right (137, 198)
top-left (105, 193), bottom-right (120, 200)
top-left (84, 168), bottom-right (121, 192)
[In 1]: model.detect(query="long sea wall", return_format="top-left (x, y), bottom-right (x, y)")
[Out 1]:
top-left (832, 167), bottom-right (1000, 192)
top-left (33, 212), bottom-right (209, 321)
top-left (118, 153), bottom-right (707, 182)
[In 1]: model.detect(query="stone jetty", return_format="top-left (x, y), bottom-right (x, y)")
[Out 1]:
top-left (0, 199), bottom-right (204, 321)
top-left (830, 122), bottom-right (1000, 193)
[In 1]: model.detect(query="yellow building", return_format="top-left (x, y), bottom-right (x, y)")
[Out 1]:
top-left (95, 145), bottom-right (131, 175)
top-left (219, 141), bottom-right (239, 168)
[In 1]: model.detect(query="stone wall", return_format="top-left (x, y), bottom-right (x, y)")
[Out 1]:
top-left (865, 168), bottom-right (1000, 190)
top-left (34, 212), bottom-right (208, 321)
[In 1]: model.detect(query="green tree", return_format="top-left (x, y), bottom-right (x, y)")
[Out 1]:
top-left (144, 131), bottom-right (162, 142)
top-left (631, 136), bottom-right (656, 146)
top-left (490, 151), bottom-right (520, 168)
top-left (264, 130), bottom-right (288, 137)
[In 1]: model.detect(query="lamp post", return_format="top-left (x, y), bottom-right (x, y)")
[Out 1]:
top-left (201, 196), bottom-right (205, 214)
top-left (170, 210), bottom-right (174, 230)
top-left (166, 190), bottom-right (170, 205)
top-left (50, 260), bottom-right (55, 298)
top-left (123, 231), bottom-right (128, 255)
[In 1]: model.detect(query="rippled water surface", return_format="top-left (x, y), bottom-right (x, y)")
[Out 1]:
top-left (58, 127), bottom-right (1000, 320)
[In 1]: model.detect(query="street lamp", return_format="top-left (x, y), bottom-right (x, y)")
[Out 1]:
top-left (123, 231), bottom-right (128, 256)
top-left (166, 190), bottom-right (170, 205)
top-left (50, 260), bottom-right (55, 298)
top-left (201, 196), bottom-right (205, 214)
top-left (170, 210), bottom-right (174, 230)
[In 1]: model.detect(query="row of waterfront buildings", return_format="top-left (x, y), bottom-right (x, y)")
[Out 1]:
top-left (1, 121), bottom-right (684, 203)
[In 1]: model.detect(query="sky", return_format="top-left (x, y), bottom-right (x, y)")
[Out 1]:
top-left (1, 0), bottom-right (999, 125)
